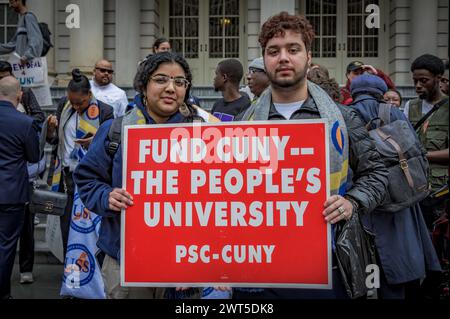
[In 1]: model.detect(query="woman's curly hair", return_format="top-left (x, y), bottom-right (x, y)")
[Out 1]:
top-left (259, 12), bottom-right (315, 53)
top-left (133, 52), bottom-right (193, 104)
top-left (307, 65), bottom-right (341, 102)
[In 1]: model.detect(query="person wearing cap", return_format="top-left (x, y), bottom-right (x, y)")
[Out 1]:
top-left (246, 57), bottom-right (270, 100)
top-left (348, 73), bottom-right (441, 299)
top-left (340, 61), bottom-right (396, 105)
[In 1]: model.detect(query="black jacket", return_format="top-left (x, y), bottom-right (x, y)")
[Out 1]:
top-left (266, 96), bottom-right (388, 213)
top-left (47, 96), bottom-right (114, 146)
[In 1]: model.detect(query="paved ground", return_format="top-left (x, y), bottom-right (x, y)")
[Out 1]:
top-left (11, 262), bottom-right (63, 299)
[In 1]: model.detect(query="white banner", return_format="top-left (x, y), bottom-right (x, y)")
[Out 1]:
top-left (6, 52), bottom-right (47, 87)
top-left (60, 188), bottom-right (105, 299)
top-left (1, 53), bottom-right (53, 106)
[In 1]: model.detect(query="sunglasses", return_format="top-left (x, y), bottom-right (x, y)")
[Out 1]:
top-left (95, 67), bottom-right (114, 74)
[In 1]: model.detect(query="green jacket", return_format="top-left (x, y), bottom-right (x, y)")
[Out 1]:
top-left (408, 98), bottom-right (449, 191)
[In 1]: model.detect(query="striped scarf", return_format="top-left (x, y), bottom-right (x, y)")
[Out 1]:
top-left (241, 81), bottom-right (349, 196)
top-left (51, 99), bottom-right (101, 191)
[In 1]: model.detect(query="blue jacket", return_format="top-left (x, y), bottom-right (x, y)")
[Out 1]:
top-left (349, 94), bottom-right (441, 284)
top-left (73, 96), bottom-right (186, 260)
top-left (0, 100), bottom-right (40, 204)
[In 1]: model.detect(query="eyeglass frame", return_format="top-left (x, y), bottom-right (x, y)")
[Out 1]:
top-left (149, 74), bottom-right (190, 89)
top-left (248, 68), bottom-right (265, 74)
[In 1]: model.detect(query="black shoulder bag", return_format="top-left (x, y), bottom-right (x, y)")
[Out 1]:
top-left (29, 121), bottom-right (68, 216)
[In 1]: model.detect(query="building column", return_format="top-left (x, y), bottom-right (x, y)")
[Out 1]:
top-left (69, 0), bottom-right (104, 74)
top-left (260, 0), bottom-right (295, 26)
top-left (115, 0), bottom-right (141, 87)
top-left (410, 0), bottom-right (438, 61)
top-left (27, 0), bottom-right (56, 76)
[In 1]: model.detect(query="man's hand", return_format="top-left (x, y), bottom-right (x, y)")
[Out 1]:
top-left (363, 65), bottom-right (378, 75)
top-left (323, 195), bottom-right (353, 224)
top-left (20, 57), bottom-right (28, 66)
top-left (108, 188), bottom-right (134, 212)
top-left (47, 115), bottom-right (58, 129)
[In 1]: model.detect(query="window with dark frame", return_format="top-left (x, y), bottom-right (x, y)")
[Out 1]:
top-left (0, 3), bottom-right (18, 44)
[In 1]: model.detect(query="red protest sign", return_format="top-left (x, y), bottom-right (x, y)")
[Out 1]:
top-left (121, 121), bottom-right (331, 288)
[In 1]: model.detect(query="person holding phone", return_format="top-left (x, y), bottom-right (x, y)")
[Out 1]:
top-left (46, 69), bottom-right (113, 255)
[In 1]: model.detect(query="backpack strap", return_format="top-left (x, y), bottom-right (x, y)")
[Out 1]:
top-left (375, 128), bottom-right (414, 189)
top-left (107, 117), bottom-right (123, 156)
top-left (413, 98), bottom-right (448, 131)
top-left (378, 103), bottom-right (391, 126)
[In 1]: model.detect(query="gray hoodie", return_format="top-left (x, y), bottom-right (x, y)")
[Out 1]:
top-left (0, 12), bottom-right (43, 60)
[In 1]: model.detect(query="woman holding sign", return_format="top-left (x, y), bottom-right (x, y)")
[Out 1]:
top-left (73, 52), bottom-right (217, 299)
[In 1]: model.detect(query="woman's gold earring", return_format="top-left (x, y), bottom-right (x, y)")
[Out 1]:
top-left (179, 103), bottom-right (190, 117)
top-left (143, 95), bottom-right (148, 107)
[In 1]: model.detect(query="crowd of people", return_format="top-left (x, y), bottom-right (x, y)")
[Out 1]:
top-left (0, 4), bottom-right (448, 301)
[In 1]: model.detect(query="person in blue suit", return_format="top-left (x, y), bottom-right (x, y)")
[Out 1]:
top-left (0, 76), bottom-right (40, 299)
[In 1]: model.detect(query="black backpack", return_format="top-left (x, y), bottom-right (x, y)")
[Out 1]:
top-left (38, 22), bottom-right (53, 56)
top-left (366, 103), bottom-right (430, 212)
top-left (25, 12), bottom-right (53, 57)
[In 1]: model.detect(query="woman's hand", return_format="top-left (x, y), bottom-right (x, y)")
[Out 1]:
top-left (323, 195), bottom-right (353, 224)
top-left (108, 188), bottom-right (134, 212)
top-left (74, 135), bottom-right (95, 148)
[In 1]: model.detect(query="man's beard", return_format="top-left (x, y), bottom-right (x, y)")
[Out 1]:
top-left (97, 78), bottom-right (111, 86)
top-left (421, 86), bottom-right (439, 101)
top-left (267, 66), bottom-right (308, 90)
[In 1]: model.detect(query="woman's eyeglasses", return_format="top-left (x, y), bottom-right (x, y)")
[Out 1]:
top-left (150, 75), bottom-right (190, 88)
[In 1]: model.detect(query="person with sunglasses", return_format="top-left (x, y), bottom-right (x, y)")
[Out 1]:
top-left (90, 59), bottom-right (129, 118)
top-left (73, 52), bottom-right (218, 299)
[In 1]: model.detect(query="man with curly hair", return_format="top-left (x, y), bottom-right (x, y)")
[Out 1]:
top-left (236, 12), bottom-right (388, 299)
